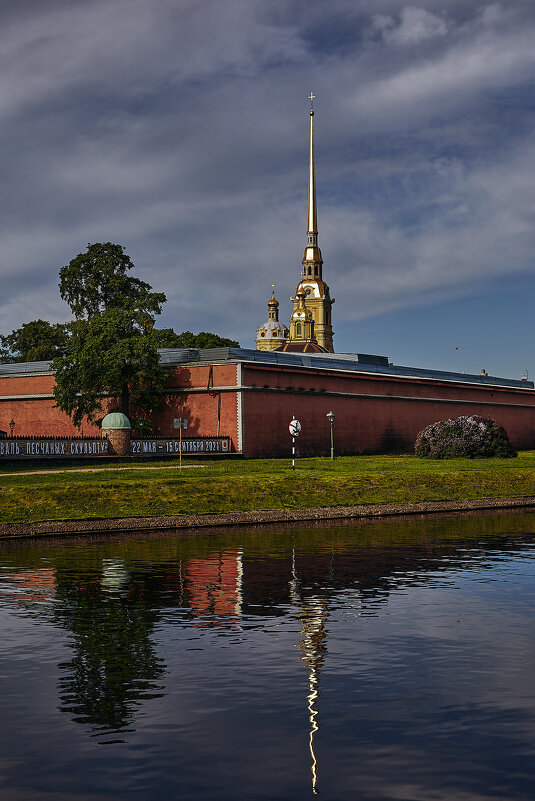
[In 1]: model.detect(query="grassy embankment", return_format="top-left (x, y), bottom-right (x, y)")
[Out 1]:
top-left (2, 452), bottom-right (535, 525)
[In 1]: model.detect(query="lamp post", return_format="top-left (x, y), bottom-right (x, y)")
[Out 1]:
top-left (9, 419), bottom-right (15, 437)
top-left (326, 411), bottom-right (335, 460)
top-left (138, 417), bottom-right (144, 438)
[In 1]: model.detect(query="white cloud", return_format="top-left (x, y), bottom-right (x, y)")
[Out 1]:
top-left (320, 136), bottom-right (535, 325)
top-left (0, 0), bottom-right (307, 120)
top-left (373, 6), bottom-right (449, 45)
top-left (352, 21), bottom-right (535, 127)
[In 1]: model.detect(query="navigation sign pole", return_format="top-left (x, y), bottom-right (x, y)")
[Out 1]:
top-left (174, 416), bottom-right (188, 470)
top-left (289, 416), bottom-right (302, 470)
top-left (180, 418), bottom-right (188, 470)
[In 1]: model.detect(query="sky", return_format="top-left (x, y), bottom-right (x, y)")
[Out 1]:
top-left (1, 0), bottom-right (535, 379)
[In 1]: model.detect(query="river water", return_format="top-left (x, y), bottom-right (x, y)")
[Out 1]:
top-left (1, 511), bottom-right (535, 800)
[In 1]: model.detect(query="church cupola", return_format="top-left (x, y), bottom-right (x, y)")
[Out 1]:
top-left (256, 284), bottom-right (289, 351)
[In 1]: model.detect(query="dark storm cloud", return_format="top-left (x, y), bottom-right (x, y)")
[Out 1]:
top-left (1, 1), bottom-right (535, 370)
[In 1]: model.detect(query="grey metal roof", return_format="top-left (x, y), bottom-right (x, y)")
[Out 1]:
top-left (157, 348), bottom-right (200, 365)
top-left (158, 347), bottom-right (534, 390)
top-left (0, 360), bottom-right (53, 375)
top-left (2, 348), bottom-right (532, 390)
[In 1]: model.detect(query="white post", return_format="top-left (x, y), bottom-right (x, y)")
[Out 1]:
top-left (289, 415), bottom-right (301, 470)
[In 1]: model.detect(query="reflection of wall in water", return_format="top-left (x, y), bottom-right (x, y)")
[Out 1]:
top-left (184, 554), bottom-right (243, 623)
top-left (0, 568), bottom-right (56, 605)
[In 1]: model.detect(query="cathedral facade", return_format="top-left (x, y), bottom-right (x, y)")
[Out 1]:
top-left (256, 95), bottom-right (334, 353)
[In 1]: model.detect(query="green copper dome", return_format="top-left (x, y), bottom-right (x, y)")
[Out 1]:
top-left (101, 411), bottom-right (131, 430)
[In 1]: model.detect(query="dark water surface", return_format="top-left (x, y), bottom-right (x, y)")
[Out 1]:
top-left (2, 512), bottom-right (535, 800)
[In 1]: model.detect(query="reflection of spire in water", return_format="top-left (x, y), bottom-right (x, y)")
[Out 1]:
top-left (297, 594), bottom-right (329, 796)
top-left (234, 549), bottom-right (243, 615)
top-left (289, 547), bottom-right (300, 606)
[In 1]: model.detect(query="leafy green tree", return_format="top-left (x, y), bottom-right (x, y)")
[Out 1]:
top-left (155, 329), bottom-right (239, 349)
top-left (59, 242), bottom-right (165, 320)
top-left (53, 243), bottom-right (167, 425)
top-left (0, 319), bottom-right (69, 363)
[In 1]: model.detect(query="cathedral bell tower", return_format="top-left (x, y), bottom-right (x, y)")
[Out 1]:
top-left (289, 288), bottom-right (315, 343)
top-left (290, 92), bottom-right (334, 352)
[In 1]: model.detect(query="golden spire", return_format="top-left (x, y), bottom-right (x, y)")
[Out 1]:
top-left (288, 92), bottom-right (335, 353)
top-left (308, 91), bottom-right (317, 237)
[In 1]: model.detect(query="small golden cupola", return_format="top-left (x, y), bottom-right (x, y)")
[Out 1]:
top-left (256, 285), bottom-right (289, 351)
top-left (290, 92), bottom-right (335, 352)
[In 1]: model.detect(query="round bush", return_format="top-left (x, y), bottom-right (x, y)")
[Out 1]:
top-left (415, 415), bottom-right (517, 459)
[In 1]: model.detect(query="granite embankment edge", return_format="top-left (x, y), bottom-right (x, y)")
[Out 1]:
top-left (2, 496), bottom-right (535, 539)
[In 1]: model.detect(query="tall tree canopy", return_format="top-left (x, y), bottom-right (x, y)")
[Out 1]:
top-left (154, 329), bottom-right (239, 349)
top-left (0, 320), bottom-right (69, 363)
top-left (53, 243), bottom-right (167, 425)
top-left (59, 242), bottom-right (165, 320)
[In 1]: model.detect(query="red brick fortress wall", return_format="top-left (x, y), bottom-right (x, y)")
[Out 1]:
top-left (0, 371), bottom-right (99, 437)
top-left (154, 363), bottom-right (240, 449)
top-left (240, 363), bottom-right (535, 457)
top-left (0, 362), bottom-right (242, 452)
top-left (2, 358), bottom-right (534, 457)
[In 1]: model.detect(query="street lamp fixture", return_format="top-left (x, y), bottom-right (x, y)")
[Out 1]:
top-left (9, 419), bottom-right (15, 437)
top-left (326, 411), bottom-right (335, 460)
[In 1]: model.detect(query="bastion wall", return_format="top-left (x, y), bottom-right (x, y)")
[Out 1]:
top-left (1, 358), bottom-right (534, 457)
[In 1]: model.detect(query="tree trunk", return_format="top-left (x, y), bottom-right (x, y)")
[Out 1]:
top-left (121, 386), bottom-right (130, 419)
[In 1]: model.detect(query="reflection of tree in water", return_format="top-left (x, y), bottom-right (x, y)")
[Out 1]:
top-left (53, 558), bottom-right (165, 742)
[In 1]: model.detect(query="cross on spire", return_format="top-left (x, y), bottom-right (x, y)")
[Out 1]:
top-left (308, 91), bottom-right (315, 111)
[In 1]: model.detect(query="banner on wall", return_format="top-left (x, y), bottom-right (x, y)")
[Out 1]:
top-left (0, 438), bottom-right (110, 458)
top-left (130, 437), bottom-right (230, 455)
top-left (0, 436), bottom-right (231, 459)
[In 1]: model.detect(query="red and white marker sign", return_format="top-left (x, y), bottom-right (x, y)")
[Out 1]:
top-left (289, 419), bottom-right (301, 437)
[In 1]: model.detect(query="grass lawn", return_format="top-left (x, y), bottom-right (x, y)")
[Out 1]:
top-left (2, 452), bottom-right (535, 525)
